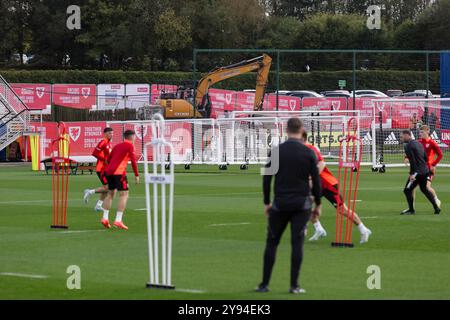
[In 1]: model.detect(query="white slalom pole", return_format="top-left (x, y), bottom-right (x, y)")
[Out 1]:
top-left (143, 145), bottom-right (154, 284)
top-left (167, 143), bottom-right (174, 286)
top-left (145, 113), bottom-right (175, 290)
top-left (161, 139), bottom-right (167, 285)
top-left (152, 126), bottom-right (159, 285)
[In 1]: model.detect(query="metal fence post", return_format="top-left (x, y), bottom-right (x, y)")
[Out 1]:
top-left (352, 50), bottom-right (356, 110)
top-left (426, 51), bottom-right (430, 97)
top-left (193, 49), bottom-right (197, 118)
top-left (276, 51), bottom-right (280, 111)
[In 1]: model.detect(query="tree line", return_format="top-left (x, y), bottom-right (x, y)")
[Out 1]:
top-left (0, 0), bottom-right (449, 72)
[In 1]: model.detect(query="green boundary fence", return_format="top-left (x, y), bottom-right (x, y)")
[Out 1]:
top-left (193, 49), bottom-right (450, 111)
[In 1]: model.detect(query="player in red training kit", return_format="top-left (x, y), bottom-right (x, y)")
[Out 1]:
top-left (83, 127), bottom-right (113, 211)
top-left (415, 125), bottom-right (442, 209)
top-left (302, 132), bottom-right (372, 244)
top-left (101, 130), bottom-right (140, 230)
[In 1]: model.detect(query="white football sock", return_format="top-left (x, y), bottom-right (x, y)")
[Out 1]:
top-left (102, 210), bottom-right (109, 220)
top-left (313, 221), bottom-right (323, 231)
top-left (358, 222), bottom-right (367, 234)
top-left (88, 189), bottom-right (95, 195)
top-left (115, 211), bottom-right (123, 222)
top-left (96, 200), bottom-right (103, 207)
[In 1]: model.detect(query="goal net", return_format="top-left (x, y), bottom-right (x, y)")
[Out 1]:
top-left (227, 110), bottom-right (369, 165)
top-left (106, 118), bottom-right (217, 165)
top-left (216, 113), bottom-right (364, 166)
top-left (106, 112), bottom-right (364, 167)
top-left (372, 98), bottom-right (450, 168)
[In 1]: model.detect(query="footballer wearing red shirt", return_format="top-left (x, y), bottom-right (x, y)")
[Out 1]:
top-left (83, 127), bottom-right (113, 211)
top-left (101, 129), bottom-right (140, 230)
top-left (302, 132), bottom-right (371, 244)
top-left (417, 125), bottom-right (442, 208)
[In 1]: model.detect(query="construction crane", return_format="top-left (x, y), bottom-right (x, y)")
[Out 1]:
top-left (159, 54), bottom-right (272, 118)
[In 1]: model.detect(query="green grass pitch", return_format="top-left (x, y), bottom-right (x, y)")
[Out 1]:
top-left (1, 164), bottom-right (450, 300)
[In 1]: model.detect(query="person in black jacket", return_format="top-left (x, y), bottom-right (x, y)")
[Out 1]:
top-left (256, 118), bottom-right (322, 294)
top-left (401, 130), bottom-right (440, 215)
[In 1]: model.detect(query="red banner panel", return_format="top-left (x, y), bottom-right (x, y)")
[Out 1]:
top-left (235, 92), bottom-right (255, 112)
top-left (302, 97), bottom-right (347, 111)
top-left (53, 84), bottom-right (97, 109)
top-left (386, 100), bottom-right (440, 129)
top-left (66, 122), bottom-right (106, 155)
top-left (209, 88), bottom-right (236, 118)
top-left (29, 122), bottom-right (58, 158)
top-left (30, 121), bottom-right (107, 157)
top-left (12, 83), bottom-right (51, 110)
top-left (264, 94), bottom-right (301, 111)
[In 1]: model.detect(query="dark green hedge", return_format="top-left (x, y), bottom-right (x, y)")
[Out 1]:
top-left (1, 69), bottom-right (440, 93)
top-left (46, 105), bottom-right (138, 122)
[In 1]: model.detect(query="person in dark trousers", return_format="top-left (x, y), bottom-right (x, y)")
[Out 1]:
top-left (256, 118), bottom-right (322, 294)
top-left (401, 130), bottom-right (440, 215)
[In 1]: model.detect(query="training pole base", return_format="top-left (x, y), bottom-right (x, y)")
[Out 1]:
top-left (331, 242), bottom-right (354, 248)
top-left (50, 225), bottom-right (69, 229)
top-left (146, 283), bottom-right (175, 290)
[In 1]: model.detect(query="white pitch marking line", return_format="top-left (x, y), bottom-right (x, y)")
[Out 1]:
top-left (209, 222), bottom-right (251, 227)
top-left (350, 200), bottom-right (363, 202)
top-left (0, 199), bottom-right (51, 204)
top-left (58, 230), bottom-right (106, 234)
top-left (0, 272), bottom-right (49, 279)
top-left (175, 288), bottom-right (207, 294)
top-left (361, 216), bottom-right (379, 219)
top-left (134, 208), bottom-right (147, 211)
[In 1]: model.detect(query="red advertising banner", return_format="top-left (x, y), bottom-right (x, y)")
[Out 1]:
top-left (66, 122), bottom-right (106, 155)
top-left (11, 83), bottom-right (51, 110)
top-left (209, 88), bottom-right (236, 118)
top-left (235, 91), bottom-right (255, 112)
top-left (385, 100), bottom-right (441, 129)
top-left (349, 97), bottom-right (380, 129)
top-left (302, 97), bottom-right (347, 112)
top-left (30, 121), bottom-right (107, 157)
top-left (52, 84), bottom-right (97, 109)
top-left (29, 122), bottom-right (58, 158)
top-left (108, 121), bottom-right (193, 161)
top-left (264, 94), bottom-right (301, 111)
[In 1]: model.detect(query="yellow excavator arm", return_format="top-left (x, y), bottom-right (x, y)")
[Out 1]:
top-left (159, 54), bottom-right (272, 119)
top-left (195, 54), bottom-right (272, 112)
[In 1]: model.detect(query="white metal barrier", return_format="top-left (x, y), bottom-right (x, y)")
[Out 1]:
top-left (143, 113), bottom-right (175, 289)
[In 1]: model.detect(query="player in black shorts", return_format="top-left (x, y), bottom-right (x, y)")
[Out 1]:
top-left (106, 174), bottom-right (129, 191)
top-left (401, 130), bottom-right (440, 215)
top-left (97, 171), bottom-right (108, 186)
top-left (322, 184), bottom-right (343, 208)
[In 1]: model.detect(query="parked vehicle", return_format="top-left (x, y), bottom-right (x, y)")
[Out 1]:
top-left (403, 90), bottom-right (433, 97)
top-left (286, 90), bottom-right (323, 98)
top-left (351, 90), bottom-right (388, 97)
top-left (321, 90), bottom-right (351, 98)
top-left (386, 89), bottom-right (403, 97)
top-left (356, 94), bottom-right (380, 98)
top-left (271, 90), bottom-right (291, 95)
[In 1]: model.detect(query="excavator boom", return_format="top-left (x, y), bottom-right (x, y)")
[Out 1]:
top-left (159, 54), bottom-right (272, 119)
top-left (195, 54), bottom-right (272, 112)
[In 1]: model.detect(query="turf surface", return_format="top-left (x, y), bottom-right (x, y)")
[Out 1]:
top-left (1, 164), bottom-right (449, 299)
